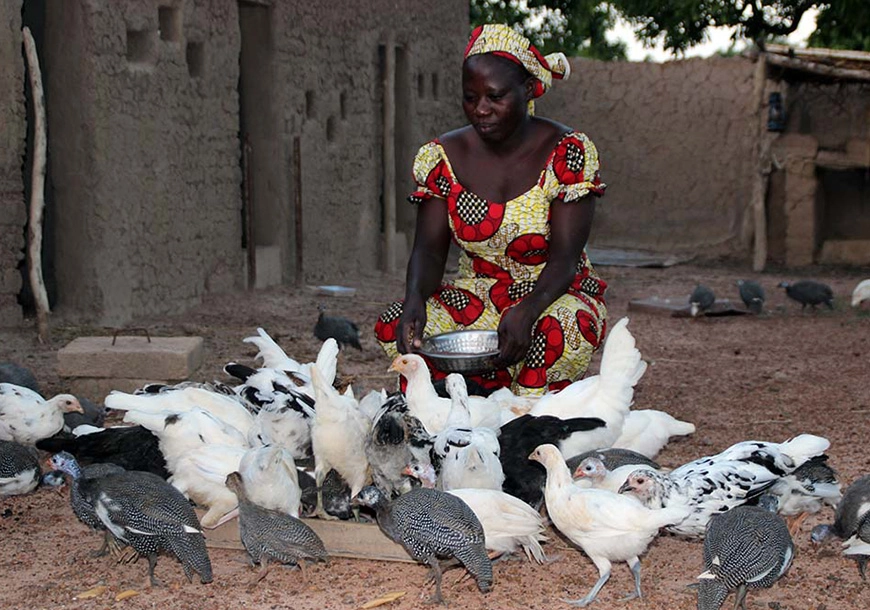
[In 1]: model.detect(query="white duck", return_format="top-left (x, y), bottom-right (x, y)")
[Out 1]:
top-left (434, 374), bottom-right (503, 491)
top-left (0, 383), bottom-right (84, 445)
top-left (612, 409), bottom-right (696, 459)
top-left (530, 317), bottom-right (647, 457)
top-left (618, 434), bottom-right (831, 538)
top-left (405, 461), bottom-right (547, 563)
top-left (530, 444), bottom-right (688, 606)
top-left (310, 362), bottom-right (371, 519)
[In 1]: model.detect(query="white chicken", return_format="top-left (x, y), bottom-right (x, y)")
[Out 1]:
top-left (246, 392), bottom-right (315, 459)
top-left (0, 383), bottom-right (84, 445)
top-left (389, 355), bottom-right (512, 433)
top-left (242, 329), bottom-right (340, 395)
top-left (238, 445), bottom-right (302, 517)
top-left (572, 456), bottom-right (661, 494)
top-left (405, 461), bottom-right (547, 563)
top-left (106, 385), bottom-right (254, 439)
top-left (530, 444), bottom-right (688, 606)
top-left (612, 409), bottom-right (696, 459)
top-left (618, 434), bottom-right (831, 538)
top-left (851, 279), bottom-right (870, 307)
top-left (433, 375), bottom-right (504, 492)
top-left (171, 443), bottom-right (245, 528)
top-left (530, 317), bottom-right (647, 457)
top-left (310, 362), bottom-right (371, 519)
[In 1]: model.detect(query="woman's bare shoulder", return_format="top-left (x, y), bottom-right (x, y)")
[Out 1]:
top-left (438, 125), bottom-right (476, 147)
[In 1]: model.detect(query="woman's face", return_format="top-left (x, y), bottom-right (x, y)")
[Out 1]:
top-left (462, 54), bottom-right (531, 143)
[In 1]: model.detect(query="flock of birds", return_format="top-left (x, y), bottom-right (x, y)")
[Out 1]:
top-left (689, 277), bottom-right (870, 317)
top-left (1, 305), bottom-right (869, 608)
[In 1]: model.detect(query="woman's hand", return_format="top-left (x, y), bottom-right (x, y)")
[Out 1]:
top-left (496, 302), bottom-right (538, 366)
top-left (397, 298), bottom-right (427, 354)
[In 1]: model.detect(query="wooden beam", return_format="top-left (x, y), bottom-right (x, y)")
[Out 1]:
top-left (765, 52), bottom-right (870, 83)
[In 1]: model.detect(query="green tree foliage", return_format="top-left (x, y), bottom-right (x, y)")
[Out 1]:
top-left (470, 0), bottom-right (627, 60)
top-left (809, 1), bottom-right (870, 51)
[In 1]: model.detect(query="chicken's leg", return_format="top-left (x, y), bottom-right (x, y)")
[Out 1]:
top-left (563, 557), bottom-right (611, 607)
top-left (621, 556), bottom-right (642, 601)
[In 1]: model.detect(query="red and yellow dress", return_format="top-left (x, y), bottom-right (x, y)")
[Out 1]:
top-left (376, 131), bottom-right (607, 397)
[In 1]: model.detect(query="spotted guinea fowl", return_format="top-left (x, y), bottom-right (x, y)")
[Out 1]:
top-left (0, 363), bottom-right (40, 394)
top-left (0, 439), bottom-right (40, 496)
top-left (498, 413), bottom-right (605, 507)
top-left (811, 474), bottom-right (870, 580)
top-left (314, 305), bottom-right (362, 350)
top-left (225, 472), bottom-right (327, 585)
top-left (736, 279), bottom-right (765, 314)
top-left (0, 383), bottom-right (83, 445)
top-left (689, 284), bottom-right (716, 317)
top-left (619, 434), bottom-right (830, 538)
top-left (765, 454), bottom-right (841, 535)
top-left (36, 425), bottom-right (169, 478)
top-left (49, 452), bottom-right (127, 557)
top-left (697, 496), bottom-right (794, 610)
top-left (354, 485), bottom-right (492, 603)
top-left (73, 460), bottom-right (213, 586)
top-left (530, 444), bottom-right (689, 607)
top-left (779, 280), bottom-right (834, 310)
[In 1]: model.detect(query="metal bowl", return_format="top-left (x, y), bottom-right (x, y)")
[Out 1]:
top-left (418, 330), bottom-right (501, 374)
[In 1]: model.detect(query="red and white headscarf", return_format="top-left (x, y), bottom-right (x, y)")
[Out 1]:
top-left (464, 24), bottom-right (571, 113)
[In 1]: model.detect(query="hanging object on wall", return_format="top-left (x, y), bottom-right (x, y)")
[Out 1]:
top-left (767, 92), bottom-right (786, 132)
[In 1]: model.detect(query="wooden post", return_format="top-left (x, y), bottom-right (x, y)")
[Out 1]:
top-left (293, 136), bottom-right (303, 286)
top-left (22, 27), bottom-right (50, 343)
top-left (750, 52), bottom-right (770, 272)
top-left (382, 36), bottom-right (396, 273)
top-left (242, 134), bottom-right (256, 291)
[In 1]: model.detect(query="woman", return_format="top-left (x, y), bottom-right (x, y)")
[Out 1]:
top-left (375, 24), bottom-right (607, 397)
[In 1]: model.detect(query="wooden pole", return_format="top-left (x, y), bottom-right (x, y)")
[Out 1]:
top-left (293, 136), bottom-right (303, 286)
top-left (22, 27), bottom-right (50, 343)
top-left (750, 53), bottom-right (770, 272)
top-left (382, 36), bottom-right (396, 273)
top-left (242, 134), bottom-right (256, 291)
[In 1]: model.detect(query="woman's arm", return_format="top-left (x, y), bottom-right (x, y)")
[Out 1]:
top-left (396, 197), bottom-right (452, 353)
top-left (497, 197), bottom-right (595, 365)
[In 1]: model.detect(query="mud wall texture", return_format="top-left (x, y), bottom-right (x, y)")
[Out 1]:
top-left (0, 6), bottom-right (25, 327)
top-left (539, 57), bottom-right (757, 256)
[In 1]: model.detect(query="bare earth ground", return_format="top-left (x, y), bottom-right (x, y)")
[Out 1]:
top-left (1, 261), bottom-right (869, 610)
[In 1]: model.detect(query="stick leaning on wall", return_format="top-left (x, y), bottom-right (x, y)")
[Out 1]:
top-left (22, 27), bottom-right (50, 343)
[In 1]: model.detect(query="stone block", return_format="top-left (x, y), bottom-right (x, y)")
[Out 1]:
top-left (57, 336), bottom-right (204, 380)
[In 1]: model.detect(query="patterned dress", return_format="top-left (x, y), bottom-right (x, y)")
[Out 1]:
top-left (376, 131), bottom-right (607, 397)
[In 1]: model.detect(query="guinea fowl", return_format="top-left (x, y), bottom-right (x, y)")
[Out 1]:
top-left (618, 434), bottom-right (831, 538)
top-left (736, 279), bottom-right (765, 314)
top-left (225, 472), bottom-right (328, 586)
top-left (499, 413), bottom-right (605, 507)
top-left (53, 452), bottom-right (213, 585)
top-left (433, 374), bottom-right (503, 491)
top-left (0, 362), bottom-right (40, 394)
top-left (529, 317), bottom-right (647, 458)
top-left (314, 305), bottom-right (362, 350)
top-left (566, 448), bottom-right (660, 473)
top-left (766, 454), bottom-right (841, 535)
top-left (530, 444), bottom-right (689, 607)
top-left (0, 439), bottom-right (40, 496)
top-left (36, 425), bottom-right (169, 478)
top-left (0, 383), bottom-right (83, 445)
top-left (49, 452), bottom-right (127, 556)
top-left (811, 474), bottom-right (870, 580)
top-left (405, 461), bottom-right (547, 563)
top-left (779, 280), bottom-right (834, 310)
top-left (611, 409), bottom-right (696, 458)
top-left (852, 278), bottom-right (870, 307)
top-left (697, 498), bottom-right (794, 610)
top-left (689, 284), bottom-right (716, 317)
top-left (353, 485), bottom-right (492, 604)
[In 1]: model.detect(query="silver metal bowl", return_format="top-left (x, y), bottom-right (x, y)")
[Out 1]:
top-left (418, 330), bottom-right (501, 374)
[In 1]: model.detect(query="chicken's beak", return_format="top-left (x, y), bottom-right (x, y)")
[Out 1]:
top-left (401, 466), bottom-right (413, 477)
top-left (527, 451), bottom-right (538, 462)
top-left (388, 357), bottom-right (401, 373)
top-left (617, 481), bottom-right (633, 494)
top-left (572, 468), bottom-right (583, 479)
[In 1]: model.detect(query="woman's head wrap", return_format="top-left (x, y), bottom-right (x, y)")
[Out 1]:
top-left (464, 24), bottom-right (571, 114)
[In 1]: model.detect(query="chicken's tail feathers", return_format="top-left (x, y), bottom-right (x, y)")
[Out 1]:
top-left (780, 434), bottom-right (830, 468)
top-left (314, 339), bottom-right (340, 387)
top-left (598, 318), bottom-right (646, 386)
top-left (243, 327), bottom-right (302, 371)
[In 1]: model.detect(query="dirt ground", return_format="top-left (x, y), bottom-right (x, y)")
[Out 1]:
top-left (1, 261), bottom-right (869, 610)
